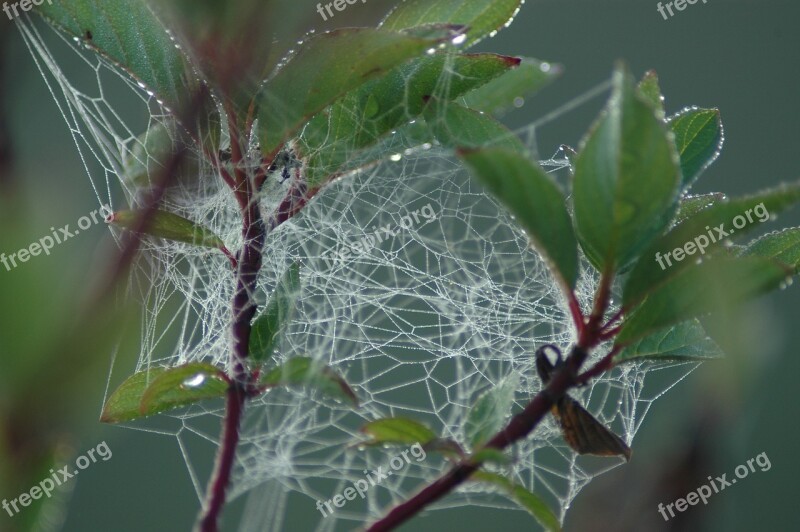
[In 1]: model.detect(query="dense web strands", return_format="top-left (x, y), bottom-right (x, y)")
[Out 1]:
top-left (18, 16), bottom-right (699, 528)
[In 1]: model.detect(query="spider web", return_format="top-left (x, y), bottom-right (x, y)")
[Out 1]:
top-left (17, 15), bottom-right (701, 530)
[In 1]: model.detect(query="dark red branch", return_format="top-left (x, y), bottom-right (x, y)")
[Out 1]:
top-left (196, 384), bottom-right (246, 532)
top-left (370, 270), bottom-right (621, 530)
top-left (367, 348), bottom-right (589, 532)
top-left (196, 112), bottom-right (267, 531)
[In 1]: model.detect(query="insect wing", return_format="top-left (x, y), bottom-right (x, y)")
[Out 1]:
top-left (552, 395), bottom-right (632, 461)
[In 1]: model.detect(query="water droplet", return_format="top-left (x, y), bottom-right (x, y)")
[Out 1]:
top-left (513, 97), bottom-right (525, 108)
top-left (183, 373), bottom-right (206, 388)
top-left (540, 62), bottom-right (551, 72)
top-left (451, 34), bottom-right (467, 46)
top-left (390, 154), bottom-right (402, 162)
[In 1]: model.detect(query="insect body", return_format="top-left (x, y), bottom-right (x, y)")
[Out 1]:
top-left (535, 345), bottom-right (632, 461)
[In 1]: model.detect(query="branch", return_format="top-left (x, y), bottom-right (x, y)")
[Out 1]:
top-left (367, 347), bottom-right (589, 531)
top-left (95, 87), bottom-right (209, 301)
top-left (196, 112), bottom-right (267, 531)
top-left (196, 384), bottom-right (246, 532)
top-left (369, 266), bottom-right (621, 531)
top-left (195, 104), bottom-right (316, 529)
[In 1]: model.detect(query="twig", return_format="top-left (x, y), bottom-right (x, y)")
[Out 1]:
top-left (196, 107), bottom-right (312, 529)
top-left (369, 268), bottom-right (620, 531)
top-left (367, 347), bottom-right (589, 531)
top-left (195, 384), bottom-right (246, 532)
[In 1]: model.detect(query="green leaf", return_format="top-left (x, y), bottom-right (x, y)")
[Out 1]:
top-left (360, 417), bottom-right (439, 446)
top-left (101, 367), bottom-right (167, 423)
top-left (108, 209), bottom-right (227, 251)
top-left (618, 256), bottom-right (790, 344)
top-left (669, 108), bottom-right (724, 189)
top-left (460, 148), bottom-right (579, 290)
top-left (424, 100), bottom-right (525, 152)
top-left (622, 182), bottom-right (800, 308)
top-left (573, 64), bottom-right (681, 273)
top-left (381, 0), bottom-right (523, 48)
top-left (614, 319), bottom-right (724, 363)
top-left (257, 28), bottom-right (439, 156)
top-left (260, 357), bottom-right (358, 406)
top-left (471, 471), bottom-right (561, 532)
top-left (461, 58), bottom-right (561, 115)
top-left (742, 227), bottom-right (800, 273)
top-left (674, 193), bottom-right (727, 225)
top-left (637, 70), bottom-right (665, 119)
top-left (122, 122), bottom-right (175, 189)
top-left (122, 121), bottom-right (203, 190)
top-left (35, 0), bottom-right (198, 115)
top-left (101, 364), bottom-right (229, 423)
top-left (470, 447), bottom-right (512, 466)
top-left (250, 264), bottom-right (301, 363)
top-left (464, 376), bottom-right (517, 448)
top-left (299, 53), bottom-right (519, 187)
top-left (139, 363), bottom-right (229, 418)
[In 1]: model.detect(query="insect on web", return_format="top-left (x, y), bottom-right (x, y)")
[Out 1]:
top-left (17, 15), bottom-right (701, 529)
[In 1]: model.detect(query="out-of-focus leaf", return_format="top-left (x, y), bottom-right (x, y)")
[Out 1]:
top-left (637, 70), bottom-right (664, 119)
top-left (471, 471), bottom-right (561, 531)
top-left (462, 58), bottom-right (561, 115)
top-left (424, 100), bottom-right (525, 152)
top-left (618, 256), bottom-right (790, 344)
top-left (299, 53), bottom-right (519, 187)
top-left (250, 263), bottom-right (301, 362)
top-left (258, 28), bottom-right (439, 155)
top-left (108, 209), bottom-right (227, 251)
top-left (260, 357), bottom-right (358, 406)
top-left (623, 182), bottom-right (800, 307)
top-left (573, 64), bottom-right (681, 273)
top-left (464, 376), bottom-right (517, 448)
top-left (742, 227), bottom-right (800, 273)
top-left (381, 0), bottom-right (524, 48)
top-left (615, 319), bottom-right (724, 363)
top-left (360, 417), bottom-right (438, 446)
top-left (674, 193), bottom-right (727, 224)
top-left (461, 148), bottom-right (579, 290)
top-left (470, 447), bottom-right (512, 466)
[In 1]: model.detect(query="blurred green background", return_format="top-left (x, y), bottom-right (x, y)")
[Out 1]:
top-left (1, 0), bottom-right (798, 530)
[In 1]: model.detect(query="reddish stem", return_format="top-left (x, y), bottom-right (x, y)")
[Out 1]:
top-left (196, 113), bottom-right (266, 530)
top-left (196, 384), bottom-right (246, 532)
top-left (567, 292), bottom-right (586, 336)
top-left (577, 344), bottom-right (621, 385)
top-left (367, 347), bottom-right (589, 532)
top-left (370, 270), bottom-right (621, 531)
